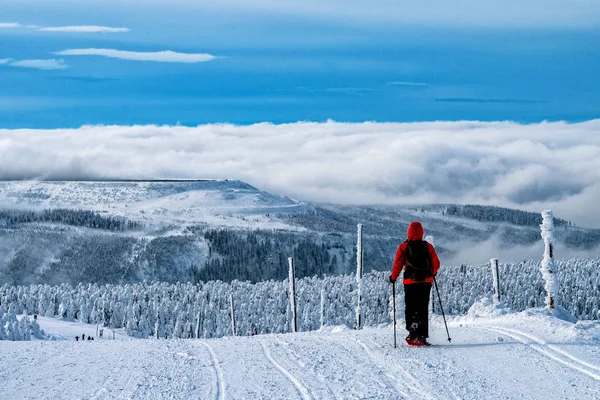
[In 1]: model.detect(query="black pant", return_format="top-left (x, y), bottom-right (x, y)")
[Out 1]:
top-left (404, 282), bottom-right (432, 338)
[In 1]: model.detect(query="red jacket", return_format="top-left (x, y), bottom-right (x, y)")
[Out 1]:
top-left (391, 222), bottom-right (440, 284)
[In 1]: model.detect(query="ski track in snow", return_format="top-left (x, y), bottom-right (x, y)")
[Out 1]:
top-left (273, 336), bottom-right (339, 400)
top-left (481, 326), bottom-right (600, 381)
top-left (259, 340), bottom-right (313, 400)
top-left (325, 335), bottom-right (415, 399)
top-left (198, 340), bottom-right (226, 400)
top-left (89, 343), bottom-right (127, 400)
top-left (353, 337), bottom-right (436, 400)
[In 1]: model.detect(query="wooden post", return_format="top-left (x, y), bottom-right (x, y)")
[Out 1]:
top-left (540, 210), bottom-right (557, 310)
top-left (195, 312), bottom-right (201, 339)
top-left (288, 257), bottom-right (297, 333)
top-left (356, 223), bottom-right (363, 329)
top-left (425, 236), bottom-right (435, 314)
top-left (230, 293), bottom-right (237, 336)
top-left (490, 258), bottom-right (500, 304)
top-left (320, 287), bottom-right (325, 329)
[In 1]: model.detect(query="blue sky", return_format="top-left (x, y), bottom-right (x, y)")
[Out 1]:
top-left (1, 0), bottom-right (599, 128)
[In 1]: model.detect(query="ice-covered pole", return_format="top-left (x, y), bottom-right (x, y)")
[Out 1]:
top-left (540, 210), bottom-right (557, 310)
top-left (288, 257), bottom-right (297, 333)
top-left (356, 223), bottom-right (363, 330)
top-left (490, 258), bottom-right (500, 304)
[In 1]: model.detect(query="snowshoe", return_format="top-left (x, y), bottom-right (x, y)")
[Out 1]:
top-left (405, 336), bottom-right (419, 346)
top-left (406, 337), bottom-right (432, 347)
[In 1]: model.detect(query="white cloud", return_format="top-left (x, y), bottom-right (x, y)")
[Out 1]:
top-left (1, 120), bottom-right (600, 226)
top-left (0, 59), bottom-right (12, 64)
top-left (0, 23), bottom-right (22, 28)
top-left (9, 59), bottom-right (68, 70)
top-left (54, 49), bottom-right (217, 63)
top-left (39, 26), bottom-right (129, 33)
top-left (388, 81), bottom-right (430, 88)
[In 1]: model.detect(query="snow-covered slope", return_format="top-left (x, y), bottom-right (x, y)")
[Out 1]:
top-left (0, 180), bottom-right (309, 226)
top-left (2, 306), bottom-right (599, 399)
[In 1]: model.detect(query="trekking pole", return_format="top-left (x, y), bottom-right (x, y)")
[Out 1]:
top-left (392, 281), bottom-right (397, 348)
top-left (433, 276), bottom-right (452, 343)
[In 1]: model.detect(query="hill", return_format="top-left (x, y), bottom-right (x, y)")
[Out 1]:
top-left (0, 180), bottom-right (599, 285)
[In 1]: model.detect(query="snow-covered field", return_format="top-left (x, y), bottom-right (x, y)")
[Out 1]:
top-left (2, 305), bottom-right (599, 400)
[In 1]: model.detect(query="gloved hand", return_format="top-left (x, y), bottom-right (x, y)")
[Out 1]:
top-left (388, 276), bottom-right (396, 284)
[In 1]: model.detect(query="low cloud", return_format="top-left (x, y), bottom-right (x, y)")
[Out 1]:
top-left (443, 233), bottom-right (600, 266)
top-left (0, 59), bottom-right (12, 64)
top-left (54, 49), bottom-right (217, 63)
top-left (1, 120), bottom-right (600, 226)
top-left (39, 26), bottom-right (129, 33)
top-left (9, 59), bottom-right (68, 70)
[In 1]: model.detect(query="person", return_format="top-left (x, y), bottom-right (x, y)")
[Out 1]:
top-left (82, 334), bottom-right (86, 341)
top-left (389, 222), bottom-right (440, 346)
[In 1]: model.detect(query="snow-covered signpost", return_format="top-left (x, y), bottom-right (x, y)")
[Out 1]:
top-left (540, 210), bottom-right (557, 310)
top-left (230, 293), bottom-right (237, 336)
top-left (288, 257), bottom-right (297, 333)
top-left (356, 223), bottom-right (363, 330)
top-left (490, 258), bottom-right (500, 304)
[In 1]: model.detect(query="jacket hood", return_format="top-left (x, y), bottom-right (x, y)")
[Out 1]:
top-left (407, 222), bottom-right (424, 241)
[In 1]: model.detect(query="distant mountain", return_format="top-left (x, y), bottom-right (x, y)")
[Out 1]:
top-left (0, 180), bottom-right (598, 286)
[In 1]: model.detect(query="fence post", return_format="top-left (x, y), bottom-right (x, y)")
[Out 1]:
top-left (490, 258), bottom-right (500, 304)
top-left (320, 287), bottom-right (325, 329)
top-left (425, 235), bottom-right (435, 314)
top-left (288, 257), bottom-right (297, 333)
top-left (540, 210), bottom-right (557, 310)
top-left (230, 293), bottom-right (237, 336)
top-left (356, 223), bottom-right (363, 329)
top-left (195, 312), bottom-right (201, 339)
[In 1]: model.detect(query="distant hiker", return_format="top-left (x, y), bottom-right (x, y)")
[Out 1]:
top-left (389, 222), bottom-right (440, 346)
top-left (75, 336), bottom-right (80, 341)
top-left (99, 329), bottom-right (103, 338)
top-left (82, 334), bottom-right (86, 341)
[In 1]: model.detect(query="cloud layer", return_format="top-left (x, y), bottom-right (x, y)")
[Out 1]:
top-left (1, 120), bottom-right (600, 226)
top-left (54, 49), bottom-right (217, 63)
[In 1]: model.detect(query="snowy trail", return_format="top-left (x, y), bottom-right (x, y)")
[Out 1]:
top-left (481, 326), bottom-right (600, 381)
top-left (259, 340), bottom-right (313, 400)
top-left (197, 340), bottom-right (227, 400)
top-left (2, 313), bottom-right (600, 400)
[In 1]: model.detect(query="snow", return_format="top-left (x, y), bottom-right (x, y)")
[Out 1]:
top-left (0, 180), bottom-right (309, 230)
top-left (2, 305), bottom-right (599, 399)
top-left (540, 210), bottom-right (558, 309)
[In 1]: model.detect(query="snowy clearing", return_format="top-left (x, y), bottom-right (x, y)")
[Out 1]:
top-left (2, 308), bottom-right (599, 399)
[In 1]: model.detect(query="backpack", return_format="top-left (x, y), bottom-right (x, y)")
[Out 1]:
top-left (404, 240), bottom-right (432, 281)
